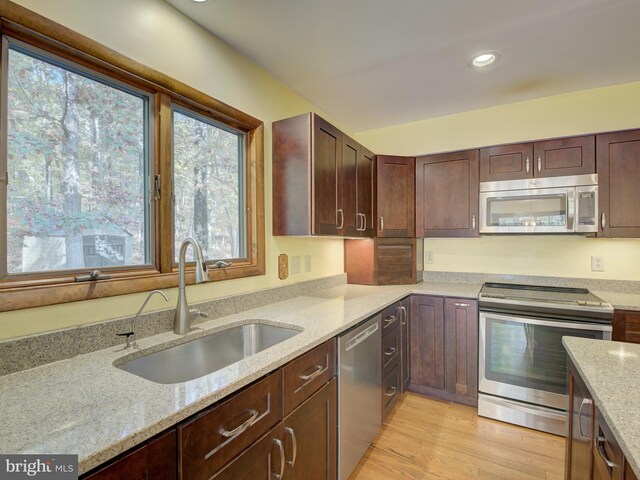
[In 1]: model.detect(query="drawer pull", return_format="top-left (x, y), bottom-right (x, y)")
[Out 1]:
top-left (452, 302), bottom-right (470, 308)
top-left (578, 398), bottom-right (592, 439)
top-left (384, 315), bottom-right (397, 326)
top-left (273, 438), bottom-right (285, 480)
top-left (596, 435), bottom-right (619, 468)
top-left (384, 386), bottom-right (397, 397)
top-left (285, 427), bottom-right (297, 466)
top-left (220, 409), bottom-right (259, 438)
top-left (400, 306), bottom-right (407, 325)
top-left (384, 347), bottom-right (397, 357)
top-left (300, 364), bottom-right (326, 381)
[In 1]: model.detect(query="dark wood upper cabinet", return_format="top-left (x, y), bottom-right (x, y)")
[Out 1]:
top-left (480, 142), bottom-right (534, 182)
top-left (597, 129), bottom-right (640, 238)
top-left (409, 295), bottom-right (445, 390)
top-left (534, 135), bottom-right (595, 178)
top-left (444, 298), bottom-right (478, 406)
top-left (416, 150), bottom-right (479, 238)
top-left (376, 155), bottom-right (415, 237)
top-left (273, 113), bottom-right (373, 237)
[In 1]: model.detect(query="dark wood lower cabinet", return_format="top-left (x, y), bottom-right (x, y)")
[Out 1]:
top-left (612, 310), bottom-right (640, 344)
top-left (284, 378), bottom-right (337, 480)
top-left (400, 296), bottom-right (411, 392)
top-left (409, 295), bottom-right (478, 406)
top-left (82, 430), bottom-right (176, 480)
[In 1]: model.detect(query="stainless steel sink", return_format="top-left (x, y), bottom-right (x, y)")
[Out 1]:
top-left (117, 322), bottom-right (300, 384)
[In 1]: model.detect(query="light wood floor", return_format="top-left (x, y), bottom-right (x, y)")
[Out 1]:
top-left (351, 393), bottom-right (565, 480)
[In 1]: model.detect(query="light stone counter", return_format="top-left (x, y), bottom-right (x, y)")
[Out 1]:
top-left (563, 337), bottom-right (640, 477)
top-left (0, 281), bottom-right (478, 474)
top-left (594, 291), bottom-right (640, 312)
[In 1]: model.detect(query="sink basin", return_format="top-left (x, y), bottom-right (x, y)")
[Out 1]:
top-left (117, 322), bottom-right (300, 384)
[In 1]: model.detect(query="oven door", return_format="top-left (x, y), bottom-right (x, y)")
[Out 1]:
top-left (480, 187), bottom-right (575, 233)
top-left (479, 311), bottom-right (611, 410)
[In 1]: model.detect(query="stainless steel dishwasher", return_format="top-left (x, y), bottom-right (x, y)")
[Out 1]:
top-left (338, 314), bottom-right (381, 480)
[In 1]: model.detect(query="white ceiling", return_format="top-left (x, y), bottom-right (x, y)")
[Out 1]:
top-left (166, 0), bottom-right (640, 131)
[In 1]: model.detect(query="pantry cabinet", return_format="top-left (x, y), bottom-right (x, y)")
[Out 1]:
top-left (416, 150), bottom-right (479, 237)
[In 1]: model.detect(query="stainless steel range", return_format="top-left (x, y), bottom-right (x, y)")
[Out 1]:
top-left (478, 282), bottom-right (613, 436)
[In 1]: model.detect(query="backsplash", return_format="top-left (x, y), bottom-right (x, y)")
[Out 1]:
top-left (0, 274), bottom-right (346, 376)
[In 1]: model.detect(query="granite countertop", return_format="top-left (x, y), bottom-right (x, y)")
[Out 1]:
top-left (594, 291), bottom-right (640, 312)
top-left (0, 282), bottom-right (479, 474)
top-left (563, 337), bottom-right (640, 476)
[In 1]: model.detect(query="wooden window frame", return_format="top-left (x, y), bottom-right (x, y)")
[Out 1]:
top-left (0, 2), bottom-right (265, 312)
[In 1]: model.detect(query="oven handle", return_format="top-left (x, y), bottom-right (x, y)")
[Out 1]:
top-left (479, 311), bottom-right (613, 333)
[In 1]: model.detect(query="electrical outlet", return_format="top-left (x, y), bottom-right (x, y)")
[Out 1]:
top-left (290, 256), bottom-right (301, 274)
top-left (425, 251), bottom-right (434, 265)
top-left (304, 255), bottom-right (312, 272)
top-left (591, 256), bottom-right (605, 272)
top-left (278, 254), bottom-right (289, 279)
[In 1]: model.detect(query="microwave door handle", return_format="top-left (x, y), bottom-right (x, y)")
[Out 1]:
top-left (567, 189), bottom-right (575, 232)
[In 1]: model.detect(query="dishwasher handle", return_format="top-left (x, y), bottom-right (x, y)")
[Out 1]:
top-left (344, 322), bottom-right (379, 352)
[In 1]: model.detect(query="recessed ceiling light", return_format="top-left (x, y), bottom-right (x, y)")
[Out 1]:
top-left (192, 0), bottom-right (207, 2)
top-left (470, 51), bottom-right (500, 68)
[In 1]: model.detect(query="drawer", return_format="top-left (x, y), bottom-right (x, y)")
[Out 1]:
top-left (382, 364), bottom-right (402, 421)
top-left (178, 371), bottom-right (283, 479)
top-left (593, 409), bottom-right (624, 480)
top-left (283, 338), bottom-right (336, 415)
top-left (382, 324), bottom-right (400, 377)
top-left (381, 303), bottom-right (401, 333)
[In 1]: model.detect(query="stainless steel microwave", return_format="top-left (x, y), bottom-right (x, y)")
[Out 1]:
top-left (479, 174), bottom-right (598, 234)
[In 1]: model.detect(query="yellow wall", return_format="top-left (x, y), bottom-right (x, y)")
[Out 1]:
top-left (0, 0), bottom-right (346, 340)
top-left (355, 82), bottom-right (640, 282)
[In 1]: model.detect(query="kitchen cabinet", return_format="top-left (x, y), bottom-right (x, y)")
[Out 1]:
top-left (82, 430), bottom-right (176, 480)
top-left (416, 150), bottom-right (479, 238)
top-left (480, 136), bottom-right (595, 182)
top-left (612, 310), bottom-right (640, 344)
top-left (593, 408), bottom-right (625, 480)
top-left (381, 301), bottom-right (402, 422)
top-left (376, 155), bottom-right (415, 237)
top-left (343, 237), bottom-right (417, 285)
top-left (409, 295), bottom-right (478, 406)
top-left (566, 358), bottom-right (595, 480)
top-left (400, 297), bottom-right (411, 392)
top-left (597, 129), bottom-right (640, 238)
top-left (272, 113), bottom-right (373, 237)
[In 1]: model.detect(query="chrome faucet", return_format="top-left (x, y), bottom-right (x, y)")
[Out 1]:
top-left (117, 289), bottom-right (169, 348)
top-left (174, 237), bottom-right (210, 334)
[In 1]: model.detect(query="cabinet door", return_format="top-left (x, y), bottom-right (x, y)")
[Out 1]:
top-left (416, 150), bottom-right (479, 238)
top-left (480, 143), bottom-right (534, 182)
top-left (284, 378), bottom-right (337, 480)
top-left (593, 409), bottom-right (624, 480)
top-left (534, 135), bottom-right (595, 178)
top-left (409, 295), bottom-right (445, 390)
top-left (211, 424), bottom-right (285, 480)
top-left (83, 431), bottom-right (176, 480)
top-left (312, 115), bottom-right (341, 235)
top-left (444, 298), bottom-right (478, 406)
top-left (597, 130), bottom-right (640, 238)
top-left (376, 156), bottom-right (415, 237)
top-left (565, 360), bottom-right (594, 480)
top-left (400, 297), bottom-right (411, 392)
top-left (357, 146), bottom-right (375, 237)
top-left (341, 134), bottom-right (359, 237)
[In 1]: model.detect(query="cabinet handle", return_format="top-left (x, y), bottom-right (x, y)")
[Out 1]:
top-left (285, 427), bottom-right (297, 466)
top-left (356, 213), bottom-right (362, 231)
top-left (577, 398), bottom-right (592, 440)
top-left (601, 212), bottom-right (606, 230)
top-left (384, 386), bottom-right (397, 397)
top-left (537, 155), bottom-right (542, 173)
top-left (337, 209), bottom-right (344, 229)
top-left (272, 438), bottom-right (285, 480)
top-left (596, 435), bottom-right (619, 469)
top-left (400, 306), bottom-right (407, 325)
top-left (384, 347), bottom-right (397, 356)
top-left (221, 409), bottom-right (259, 438)
top-left (452, 302), bottom-right (470, 308)
top-left (379, 216), bottom-right (384, 232)
top-left (300, 364), bottom-right (326, 381)
top-left (383, 315), bottom-right (397, 326)
top-left (526, 156), bottom-right (530, 174)
top-left (362, 214), bottom-right (367, 231)
top-left (472, 214), bottom-right (476, 231)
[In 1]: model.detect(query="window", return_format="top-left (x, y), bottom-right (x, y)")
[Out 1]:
top-left (0, 6), bottom-right (264, 312)
top-left (172, 107), bottom-right (245, 263)
top-left (3, 39), bottom-right (152, 275)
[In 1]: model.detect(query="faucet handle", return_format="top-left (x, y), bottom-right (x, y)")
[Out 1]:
top-left (189, 309), bottom-right (208, 321)
top-left (117, 331), bottom-right (137, 349)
